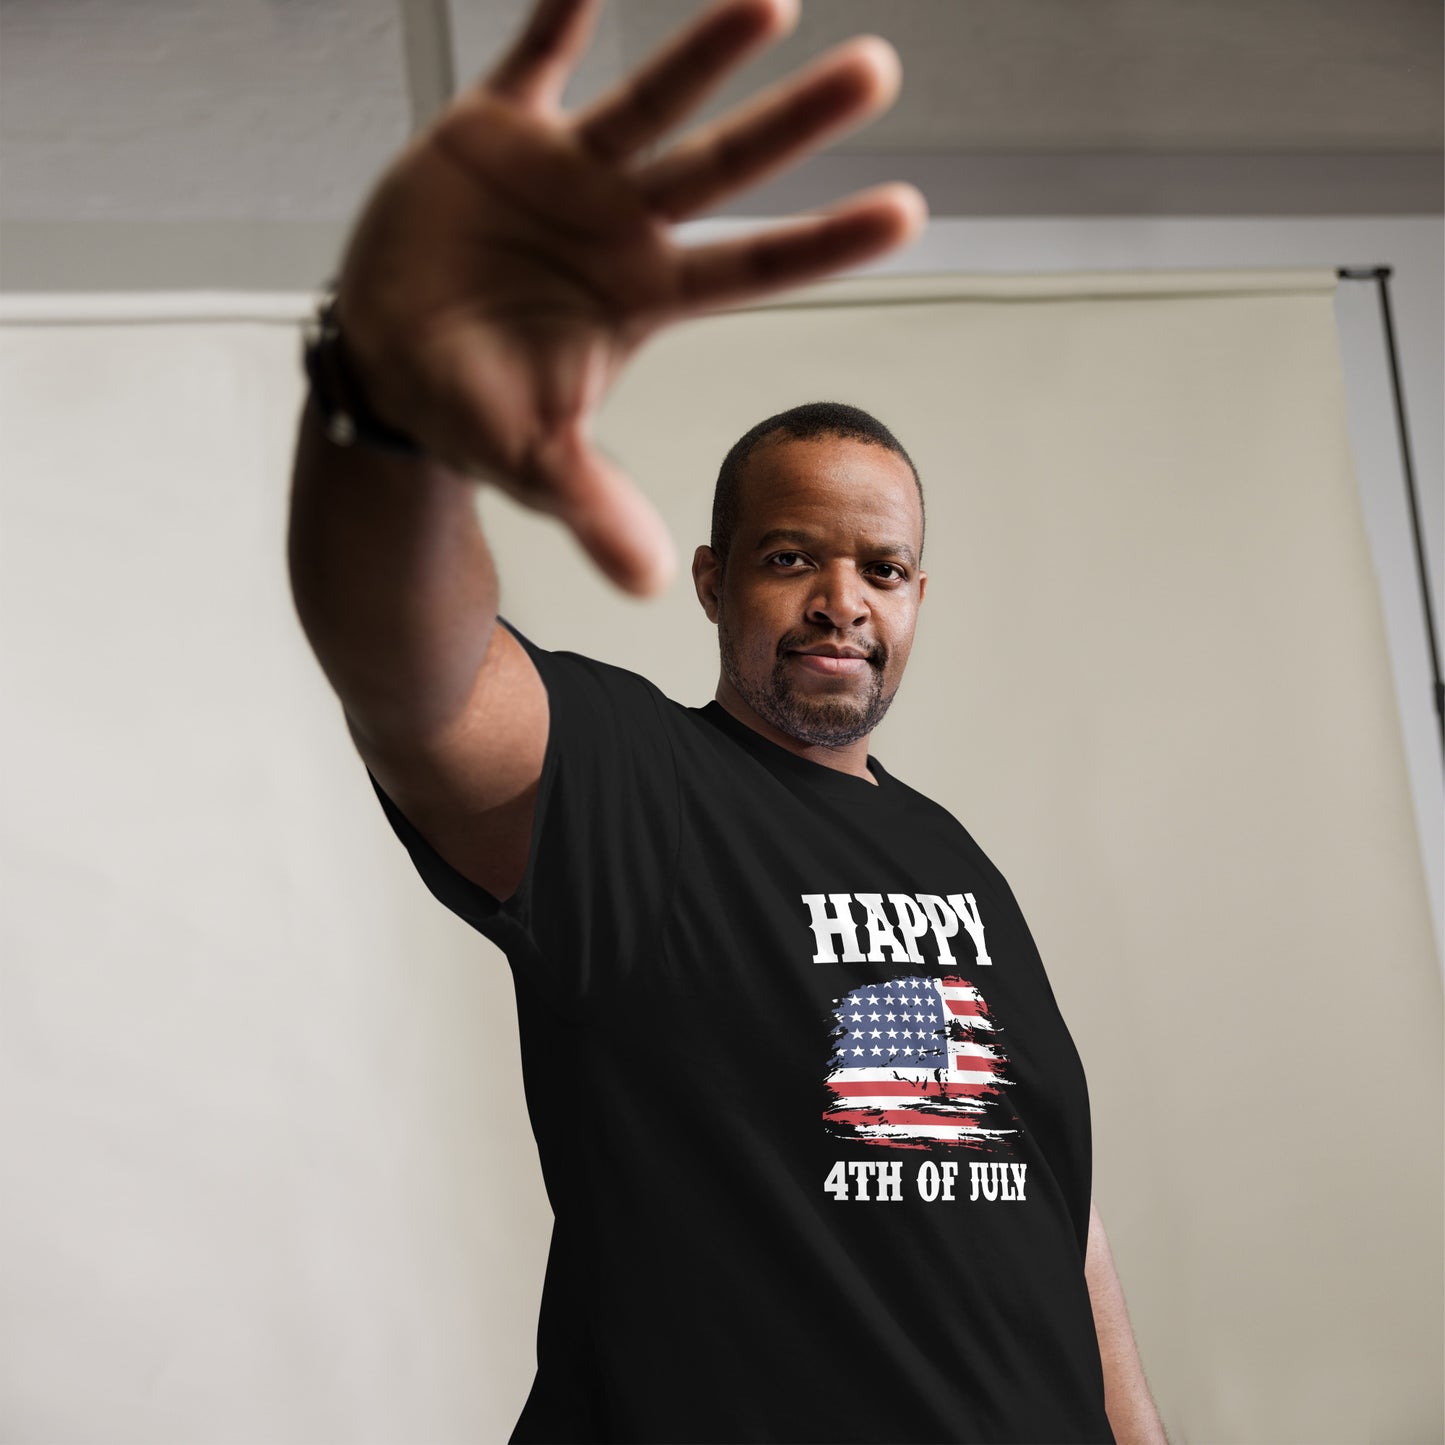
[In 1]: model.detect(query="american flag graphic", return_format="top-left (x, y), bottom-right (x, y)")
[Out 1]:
top-left (822, 974), bottom-right (1020, 1151)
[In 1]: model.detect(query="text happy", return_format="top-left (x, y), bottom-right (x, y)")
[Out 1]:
top-left (801, 891), bottom-right (992, 967)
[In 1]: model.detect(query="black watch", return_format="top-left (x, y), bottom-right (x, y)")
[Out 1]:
top-left (301, 286), bottom-right (425, 458)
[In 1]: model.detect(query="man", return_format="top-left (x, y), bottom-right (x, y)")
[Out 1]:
top-left (287, 0), bottom-right (1167, 1440)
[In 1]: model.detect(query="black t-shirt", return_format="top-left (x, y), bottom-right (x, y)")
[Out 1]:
top-left (365, 618), bottom-right (1115, 1445)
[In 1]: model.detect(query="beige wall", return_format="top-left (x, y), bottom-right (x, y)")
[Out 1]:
top-left (1, 269), bottom-right (1440, 1443)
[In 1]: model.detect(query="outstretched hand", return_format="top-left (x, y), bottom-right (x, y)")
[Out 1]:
top-left (332, 0), bottom-right (927, 595)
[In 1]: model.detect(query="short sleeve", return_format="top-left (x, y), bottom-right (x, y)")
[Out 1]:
top-left (363, 616), bottom-right (682, 1000)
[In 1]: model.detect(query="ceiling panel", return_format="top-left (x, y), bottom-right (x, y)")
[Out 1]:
top-left (0, 0), bottom-right (1438, 249)
top-left (0, 0), bottom-right (412, 223)
top-left (453, 0), bottom-right (1443, 153)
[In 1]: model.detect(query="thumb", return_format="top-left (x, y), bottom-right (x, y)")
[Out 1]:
top-left (528, 424), bottom-right (677, 597)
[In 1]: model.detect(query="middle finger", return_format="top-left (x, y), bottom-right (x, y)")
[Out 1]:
top-left (631, 35), bottom-right (901, 223)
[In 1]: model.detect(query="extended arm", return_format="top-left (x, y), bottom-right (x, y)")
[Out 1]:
top-left (287, 0), bottom-right (925, 898)
top-left (1085, 1199), bottom-right (1168, 1445)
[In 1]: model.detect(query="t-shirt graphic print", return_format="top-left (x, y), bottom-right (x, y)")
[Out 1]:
top-left (822, 966), bottom-right (1020, 1150)
top-left (362, 617), bottom-right (1116, 1445)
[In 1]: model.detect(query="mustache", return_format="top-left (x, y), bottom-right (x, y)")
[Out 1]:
top-left (776, 633), bottom-right (885, 665)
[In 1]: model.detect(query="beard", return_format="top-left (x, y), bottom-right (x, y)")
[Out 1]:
top-left (718, 608), bottom-right (898, 748)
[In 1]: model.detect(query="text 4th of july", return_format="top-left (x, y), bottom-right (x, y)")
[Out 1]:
top-left (824, 1159), bottom-right (1027, 1202)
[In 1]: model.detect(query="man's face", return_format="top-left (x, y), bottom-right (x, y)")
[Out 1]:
top-left (693, 433), bottom-right (927, 748)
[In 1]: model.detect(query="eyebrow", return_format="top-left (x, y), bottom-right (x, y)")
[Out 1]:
top-left (753, 528), bottom-right (919, 570)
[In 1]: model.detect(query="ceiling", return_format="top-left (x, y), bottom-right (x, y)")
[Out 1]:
top-left (0, 0), bottom-right (1439, 289)
top-left (451, 0), bottom-right (1444, 152)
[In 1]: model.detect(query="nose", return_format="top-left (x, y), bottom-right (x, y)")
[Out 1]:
top-left (804, 562), bottom-right (869, 632)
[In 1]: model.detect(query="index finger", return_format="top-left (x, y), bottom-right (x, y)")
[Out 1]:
top-left (671, 182), bottom-right (928, 317)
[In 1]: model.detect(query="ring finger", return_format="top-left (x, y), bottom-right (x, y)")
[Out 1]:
top-left (572, 0), bottom-right (798, 164)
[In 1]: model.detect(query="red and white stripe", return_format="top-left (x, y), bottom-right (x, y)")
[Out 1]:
top-left (822, 977), bottom-right (1017, 1146)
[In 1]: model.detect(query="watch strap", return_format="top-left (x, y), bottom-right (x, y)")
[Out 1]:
top-left (302, 288), bottom-right (425, 458)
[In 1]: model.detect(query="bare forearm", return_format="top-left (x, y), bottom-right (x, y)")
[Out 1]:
top-left (286, 395), bottom-right (500, 745)
top-left (1085, 1200), bottom-right (1167, 1445)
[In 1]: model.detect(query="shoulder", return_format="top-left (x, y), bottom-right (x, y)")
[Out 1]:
top-left (501, 617), bottom-right (676, 716)
top-left (879, 763), bottom-right (1019, 898)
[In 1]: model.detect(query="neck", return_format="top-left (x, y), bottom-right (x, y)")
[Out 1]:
top-left (713, 677), bottom-right (878, 784)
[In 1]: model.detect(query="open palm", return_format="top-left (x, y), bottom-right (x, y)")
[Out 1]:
top-left (334, 0), bottom-right (927, 595)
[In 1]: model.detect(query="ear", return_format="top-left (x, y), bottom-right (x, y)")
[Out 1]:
top-left (692, 544), bottom-right (723, 623)
top-left (917, 570), bottom-right (927, 604)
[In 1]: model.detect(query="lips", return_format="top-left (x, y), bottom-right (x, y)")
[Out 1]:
top-left (787, 647), bottom-right (872, 677)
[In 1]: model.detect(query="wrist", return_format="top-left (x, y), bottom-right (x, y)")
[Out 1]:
top-left (302, 283), bottom-right (426, 458)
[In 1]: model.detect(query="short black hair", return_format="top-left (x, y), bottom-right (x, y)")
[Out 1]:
top-left (709, 401), bottom-right (925, 568)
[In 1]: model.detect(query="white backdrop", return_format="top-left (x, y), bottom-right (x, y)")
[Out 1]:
top-left (2, 270), bottom-right (1440, 1444)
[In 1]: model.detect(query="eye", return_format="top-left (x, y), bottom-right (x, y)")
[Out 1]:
top-left (769, 551), bottom-right (810, 569)
top-left (870, 562), bottom-right (908, 582)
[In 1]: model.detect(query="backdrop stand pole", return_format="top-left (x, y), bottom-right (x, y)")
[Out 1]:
top-left (1338, 264), bottom-right (1444, 769)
